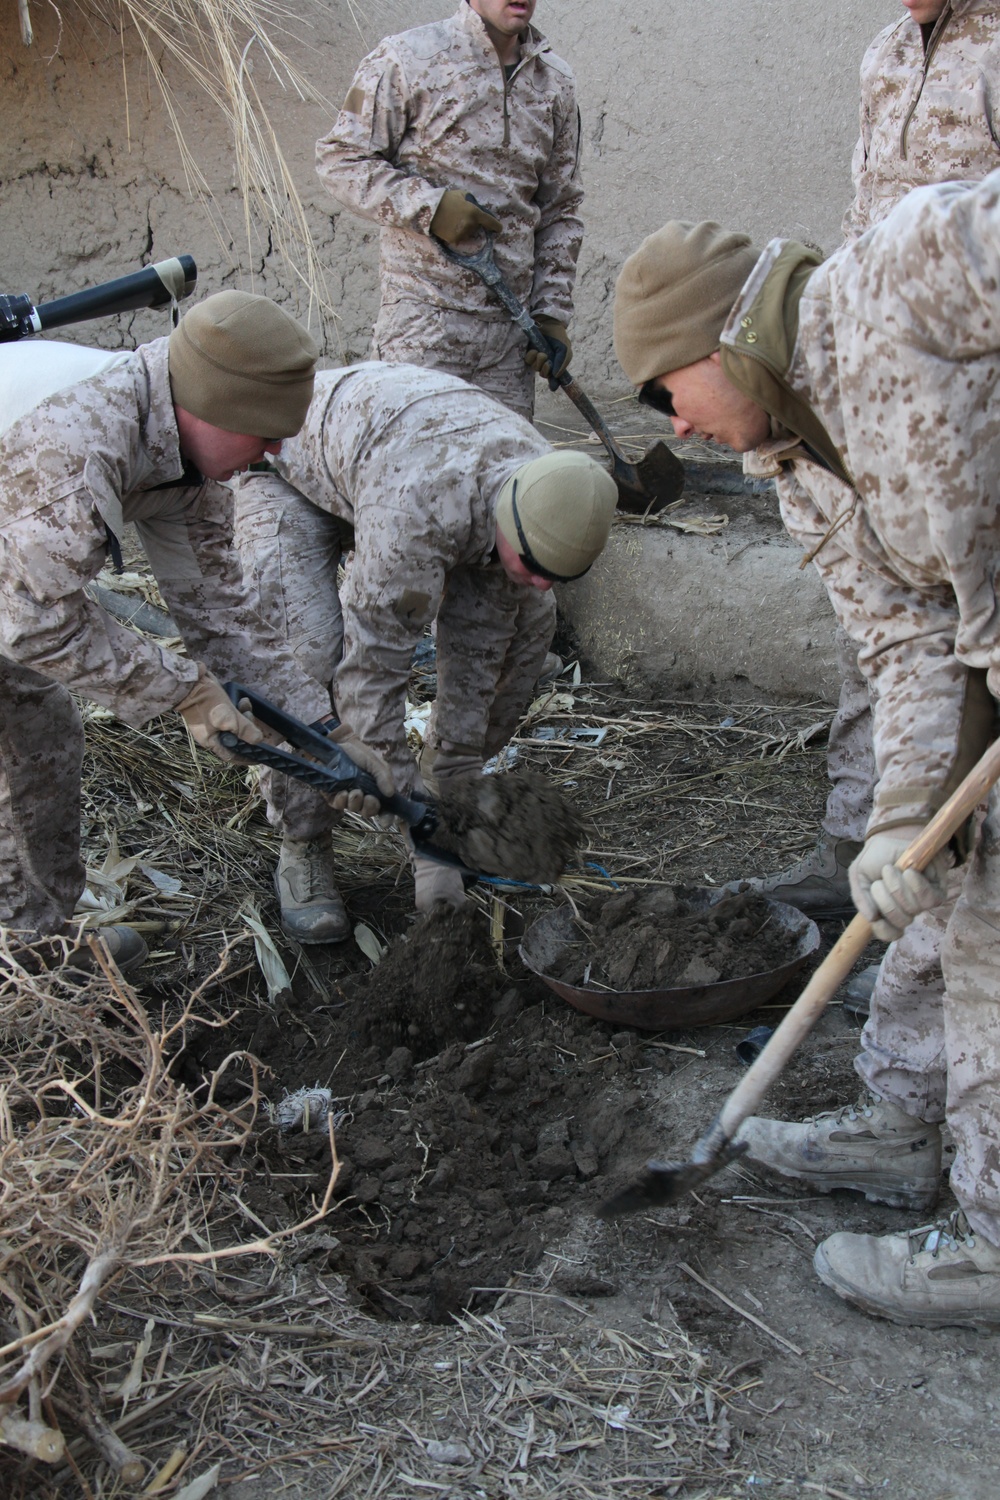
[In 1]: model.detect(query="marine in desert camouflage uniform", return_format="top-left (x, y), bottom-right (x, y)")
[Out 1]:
top-left (612, 175), bottom-right (1000, 1326)
top-left (315, 0), bottom-right (583, 420)
top-left (233, 362), bottom-right (616, 923)
top-left (0, 294), bottom-right (391, 968)
top-left (743, 0), bottom-right (1000, 924)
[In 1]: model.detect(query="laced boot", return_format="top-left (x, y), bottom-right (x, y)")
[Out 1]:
top-left (69, 925), bottom-right (149, 975)
top-left (842, 961), bottom-right (880, 1020)
top-left (815, 1209), bottom-right (1000, 1328)
top-left (275, 836), bottom-right (350, 944)
top-left (536, 650), bottom-right (564, 685)
top-left (736, 1090), bottom-right (941, 1211)
top-left (727, 834), bottom-right (861, 917)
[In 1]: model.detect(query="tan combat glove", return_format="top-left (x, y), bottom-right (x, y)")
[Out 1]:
top-left (413, 852), bottom-right (468, 913)
top-left (848, 827), bottom-right (951, 942)
top-left (430, 190), bottom-right (501, 246)
top-left (176, 667), bottom-right (265, 763)
top-left (524, 316), bottom-right (572, 380)
top-left (324, 722), bottom-right (395, 820)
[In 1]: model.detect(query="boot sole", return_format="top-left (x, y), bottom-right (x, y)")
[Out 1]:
top-left (744, 1156), bottom-right (940, 1213)
top-left (813, 1242), bottom-right (1000, 1329)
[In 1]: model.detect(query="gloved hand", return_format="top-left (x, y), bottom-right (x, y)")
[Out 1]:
top-left (848, 826), bottom-right (951, 942)
top-left (429, 190), bottom-right (501, 246)
top-left (418, 742), bottom-right (483, 797)
top-left (324, 722), bottom-right (395, 820)
top-left (524, 316), bottom-right (571, 380)
top-left (176, 667), bottom-right (265, 763)
top-left (413, 852), bottom-right (468, 913)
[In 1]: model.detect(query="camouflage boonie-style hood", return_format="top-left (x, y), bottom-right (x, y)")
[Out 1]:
top-left (717, 243), bottom-right (852, 488)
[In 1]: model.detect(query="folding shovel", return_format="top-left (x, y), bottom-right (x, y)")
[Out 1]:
top-left (436, 207), bottom-right (685, 514)
top-left (219, 683), bottom-right (475, 876)
top-left (600, 735), bottom-right (1000, 1218)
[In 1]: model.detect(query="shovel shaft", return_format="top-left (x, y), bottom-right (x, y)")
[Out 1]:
top-left (436, 224), bottom-right (642, 474)
top-left (716, 733), bottom-right (1000, 1142)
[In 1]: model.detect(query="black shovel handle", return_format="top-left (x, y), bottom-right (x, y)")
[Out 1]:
top-left (221, 682), bottom-right (435, 840)
top-left (434, 197), bottom-right (569, 390)
top-left (435, 207), bottom-right (644, 482)
top-left (0, 256), bottom-right (197, 344)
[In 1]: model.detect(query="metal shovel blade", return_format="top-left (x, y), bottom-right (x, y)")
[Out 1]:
top-left (616, 440), bottom-right (686, 514)
top-left (434, 221), bottom-right (687, 516)
top-left (598, 1134), bottom-right (748, 1218)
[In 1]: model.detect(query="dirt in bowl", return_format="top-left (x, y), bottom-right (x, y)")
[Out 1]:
top-left (553, 886), bottom-right (798, 991)
top-left (432, 769), bottom-right (585, 884)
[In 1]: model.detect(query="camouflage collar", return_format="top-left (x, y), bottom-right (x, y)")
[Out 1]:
top-left (130, 337), bottom-right (188, 489)
top-left (720, 240), bottom-right (853, 489)
top-left (458, 1), bottom-right (548, 66)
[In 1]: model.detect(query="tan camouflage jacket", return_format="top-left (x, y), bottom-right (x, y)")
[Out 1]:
top-left (0, 338), bottom-right (327, 728)
top-left (265, 362), bottom-right (550, 780)
top-left (842, 0), bottom-right (1000, 240)
top-left (315, 0), bottom-right (583, 323)
top-left (722, 173), bottom-right (1000, 837)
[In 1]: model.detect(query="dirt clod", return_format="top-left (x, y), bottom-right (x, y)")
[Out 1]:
top-left (555, 886), bottom-right (797, 991)
top-left (433, 769), bottom-right (585, 883)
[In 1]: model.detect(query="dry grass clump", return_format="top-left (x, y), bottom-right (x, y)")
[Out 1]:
top-left (16, 0), bottom-right (338, 328)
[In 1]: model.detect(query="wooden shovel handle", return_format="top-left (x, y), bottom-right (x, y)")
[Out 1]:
top-left (716, 734), bottom-right (1000, 1139)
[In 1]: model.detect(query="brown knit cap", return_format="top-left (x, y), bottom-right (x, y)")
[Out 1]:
top-left (168, 291), bottom-right (318, 438)
top-left (613, 222), bottom-right (760, 386)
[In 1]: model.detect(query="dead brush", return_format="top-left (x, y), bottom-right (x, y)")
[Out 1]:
top-left (0, 930), bottom-right (337, 1477)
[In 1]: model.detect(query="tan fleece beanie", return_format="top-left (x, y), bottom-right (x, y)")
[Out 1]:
top-left (168, 290), bottom-right (318, 438)
top-left (495, 452), bottom-right (618, 580)
top-left (614, 221), bottom-right (760, 386)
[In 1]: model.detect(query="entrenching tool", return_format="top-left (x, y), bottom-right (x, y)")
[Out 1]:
top-left (599, 736), bottom-right (1000, 1217)
top-left (435, 208), bottom-right (685, 514)
top-left (219, 683), bottom-right (475, 876)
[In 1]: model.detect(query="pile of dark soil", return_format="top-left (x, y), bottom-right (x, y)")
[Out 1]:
top-left (433, 769), bottom-right (584, 883)
top-left (181, 905), bottom-right (648, 1323)
top-left (554, 886), bottom-right (796, 991)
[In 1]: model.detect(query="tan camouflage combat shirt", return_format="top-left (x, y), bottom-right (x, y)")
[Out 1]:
top-left (315, 0), bottom-right (583, 323)
top-left (0, 337), bottom-right (326, 728)
top-left (723, 173), bottom-right (1000, 837)
top-left (842, 0), bottom-right (1000, 241)
top-left (268, 362), bottom-right (550, 777)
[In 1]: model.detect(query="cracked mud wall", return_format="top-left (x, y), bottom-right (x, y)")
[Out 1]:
top-left (3, 0), bottom-right (899, 378)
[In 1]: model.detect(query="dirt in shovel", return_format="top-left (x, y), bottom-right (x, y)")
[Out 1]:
top-left (553, 886), bottom-right (797, 991)
top-left (432, 769), bottom-right (584, 883)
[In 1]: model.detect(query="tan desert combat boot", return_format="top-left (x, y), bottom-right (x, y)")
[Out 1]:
top-left (736, 1089), bottom-right (942, 1212)
top-left (814, 1209), bottom-right (1000, 1328)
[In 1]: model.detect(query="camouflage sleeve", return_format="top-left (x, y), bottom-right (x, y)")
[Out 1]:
top-left (0, 487), bottom-right (199, 727)
top-left (432, 566), bottom-right (523, 759)
top-left (777, 467), bottom-right (983, 835)
top-left (136, 480), bottom-right (330, 725)
top-left (334, 513), bottom-right (450, 791)
top-left (315, 44), bottom-right (445, 234)
top-left (840, 37), bottom-right (877, 242)
top-left (529, 77), bottom-right (584, 323)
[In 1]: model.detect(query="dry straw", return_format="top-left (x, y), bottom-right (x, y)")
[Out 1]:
top-left (16, 0), bottom-right (342, 330)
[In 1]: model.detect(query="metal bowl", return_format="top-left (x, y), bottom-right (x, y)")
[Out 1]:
top-left (518, 888), bottom-right (820, 1031)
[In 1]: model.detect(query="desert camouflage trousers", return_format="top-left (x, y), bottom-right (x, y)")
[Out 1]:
top-left (822, 626), bottom-right (876, 843)
top-left (372, 299), bottom-right (536, 422)
top-left (855, 793), bottom-right (1000, 1245)
top-left (232, 479), bottom-right (555, 833)
top-left (232, 485), bottom-right (344, 843)
top-left (0, 655), bottom-right (86, 934)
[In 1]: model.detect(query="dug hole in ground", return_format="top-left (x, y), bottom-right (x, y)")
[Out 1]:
top-left (1, 459), bottom-right (993, 1500)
